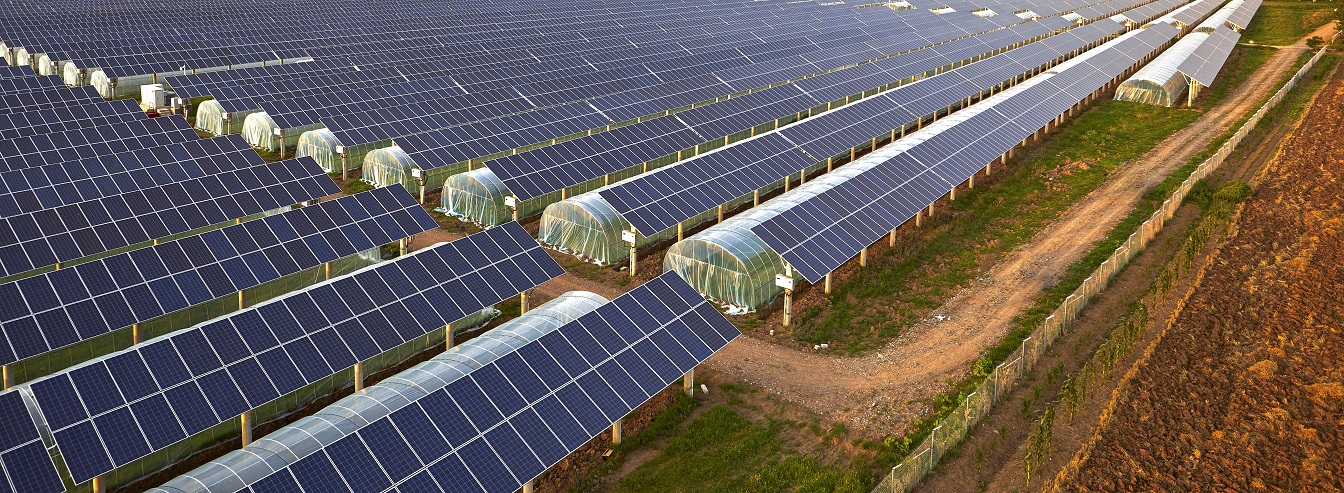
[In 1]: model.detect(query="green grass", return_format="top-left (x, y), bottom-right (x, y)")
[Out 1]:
top-left (1241, 1), bottom-right (1339, 46)
top-left (611, 406), bottom-right (869, 493)
top-left (1203, 45), bottom-right (1276, 107)
top-left (863, 46), bottom-right (1344, 492)
top-left (795, 101), bottom-right (1200, 353)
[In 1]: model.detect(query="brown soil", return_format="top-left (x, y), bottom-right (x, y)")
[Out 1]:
top-left (1058, 47), bottom-right (1344, 492)
top-left (702, 33), bottom-right (1324, 442)
top-left (913, 34), bottom-right (1341, 493)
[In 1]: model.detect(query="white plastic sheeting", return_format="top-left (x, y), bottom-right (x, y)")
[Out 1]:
top-left (1114, 31), bottom-right (1208, 106)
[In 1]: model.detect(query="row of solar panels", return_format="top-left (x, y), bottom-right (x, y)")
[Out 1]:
top-left (7, 0), bottom-right (841, 78)
top-left (754, 23), bottom-right (1182, 282)
top-left (174, 6), bottom-right (1007, 116)
top-left (599, 18), bottom-right (1125, 235)
top-left (478, 15), bottom-right (1082, 202)
top-left (1177, 26), bottom-right (1241, 85)
top-left (1, 218), bottom-right (740, 492)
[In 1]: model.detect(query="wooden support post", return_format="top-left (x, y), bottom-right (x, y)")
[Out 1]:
top-left (683, 368), bottom-right (695, 396)
top-left (240, 411), bottom-right (253, 447)
top-left (353, 362), bottom-right (365, 392)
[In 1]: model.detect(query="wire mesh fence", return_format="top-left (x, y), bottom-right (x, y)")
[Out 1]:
top-left (873, 37), bottom-right (1336, 493)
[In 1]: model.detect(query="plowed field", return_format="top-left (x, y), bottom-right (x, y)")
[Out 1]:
top-left (1066, 62), bottom-right (1344, 491)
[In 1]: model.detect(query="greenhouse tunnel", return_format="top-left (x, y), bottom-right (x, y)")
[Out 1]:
top-left (148, 291), bottom-right (609, 493)
top-left (299, 128), bottom-right (392, 175)
top-left (1114, 31), bottom-right (1207, 106)
top-left (439, 167), bottom-right (559, 227)
top-left (663, 94), bottom-right (978, 311)
top-left (192, 100), bottom-right (255, 136)
top-left (242, 112), bottom-right (321, 152)
top-left (538, 191), bottom-right (672, 266)
top-left (363, 145), bottom-right (458, 196)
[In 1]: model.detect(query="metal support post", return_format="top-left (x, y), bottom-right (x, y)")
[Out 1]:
top-left (520, 290), bottom-right (531, 314)
top-left (612, 420), bottom-right (622, 445)
top-left (683, 368), bottom-right (695, 396)
top-left (859, 247), bottom-right (867, 267)
top-left (240, 411), bottom-right (253, 447)
top-left (446, 324), bottom-right (455, 350)
top-left (624, 230), bottom-right (638, 278)
top-left (354, 362), bottom-right (365, 392)
top-left (890, 228), bottom-right (897, 247)
top-left (824, 273), bottom-right (831, 294)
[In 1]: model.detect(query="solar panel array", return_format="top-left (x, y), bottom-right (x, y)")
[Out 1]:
top-left (481, 16), bottom-right (1078, 202)
top-left (1178, 26), bottom-right (1241, 86)
top-left (234, 271), bottom-right (739, 493)
top-left (0, 155), bottom-right (339, 277)
top-left (0, 186), bottom-right (436, 367)
top-left (0, 99), bottom-right (142, 140)
top-left (28, 221), bottom-right (564, 483)
top-left (1226, 0), bottom-right (1261, 29)
top-left (0, 390), bottom-right (64, 493)
top-left (1168, 0), bottom-right (1223, 26)
top-left (601, 19), bottom-right (1122, 235)
top-left (0, 115), bottom-right (198, 173)
top-left (753, 24), bottom-right (1180, 282)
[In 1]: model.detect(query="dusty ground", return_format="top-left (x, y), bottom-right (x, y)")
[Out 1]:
top-left (700, 28), bottom-right (1332, 441)
top-left (1060, 45), bottom-right (1344, 492)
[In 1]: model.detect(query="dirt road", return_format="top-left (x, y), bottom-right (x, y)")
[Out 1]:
top-left (701, 28), bottom-right (1332, 439)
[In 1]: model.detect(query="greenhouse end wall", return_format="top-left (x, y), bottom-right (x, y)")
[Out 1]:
top-left (363, 145), bottom-right (459, 196)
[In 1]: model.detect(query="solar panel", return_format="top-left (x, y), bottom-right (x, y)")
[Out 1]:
top-left (0, 99), bottom-right (143, 140)
top-left (28, 221), bottom-right (563, 484)
top-left (1178, 27), bottom-right (1240, 86)
top-left (0, 156), bottom-right (340, 277)
top-left (0, 85), bottom-right (104, 115)
top-left (0, 389), bottom-right (64, 493)
top-left (240, 271), bottom-right (739, 493)
top-left (0, 115), bottom-right (199, 173)
top-left (0, 75), bottom-right (62, 97)
top-left (600, 134), bottom-right (815, 235)
top-left (751, 25), bottom-right (1172, 282)
top-left (1225, 0), bottom-right (1261, 30)
top-left (483, 116), bottom-right (704, 201)
top-left (0, 185), bottom-right (437, 367)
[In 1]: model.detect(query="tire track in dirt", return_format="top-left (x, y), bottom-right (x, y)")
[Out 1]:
top-left (701, 29), bottom-right (1331, 440)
